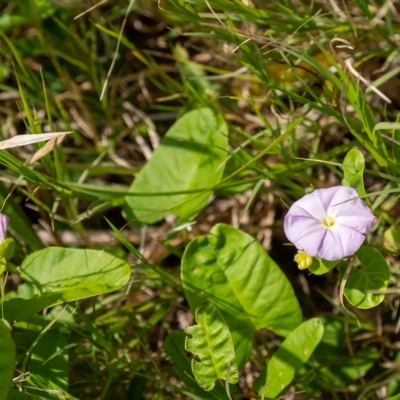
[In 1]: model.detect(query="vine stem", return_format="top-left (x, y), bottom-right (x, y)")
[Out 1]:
top-left (339, 255), bottom-right (360, 328)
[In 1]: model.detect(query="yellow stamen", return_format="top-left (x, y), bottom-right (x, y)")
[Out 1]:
top-left (322, 216), bottom-right (335, 228)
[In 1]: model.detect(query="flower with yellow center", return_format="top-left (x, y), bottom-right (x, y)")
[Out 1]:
top-left (284, 186), bottom-right (375, 261)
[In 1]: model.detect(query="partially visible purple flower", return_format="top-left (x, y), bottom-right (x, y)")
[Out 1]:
top-left (0, 214), bottom-right (9, 243)
top-left (284, 186), bottom-right (374, 261)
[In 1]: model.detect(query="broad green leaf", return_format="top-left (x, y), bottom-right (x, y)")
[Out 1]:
top-left (342, 149), bottom-right (367, 199)
top-left (26, 332), bottom-right (68, 399)
top-left (308, 257), bottom-right (338, 275)
top-left (165, 331), bottom-right (232, 399)
top-left (383, 226), bottom-right (400, 252)
top-left (0, 319), bottom-right (15, 400)
top-left (185, 303), bottom-right (238, 391)
top-left (123, 108), bottom-right (228, 224)
top-left (20, 247), bottom-right (130, 305)
top-left (341, 246), bottom-right (390, 309)
top-left (262, 318), bottom-right (324, 398)
top-left (182, 224), bottom-right (302, 366)
top-left (2, 293), bottom-right (63, 323)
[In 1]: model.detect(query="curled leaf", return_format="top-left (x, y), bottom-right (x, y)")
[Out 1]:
top-left (185, 303), bottom-right (238, 391)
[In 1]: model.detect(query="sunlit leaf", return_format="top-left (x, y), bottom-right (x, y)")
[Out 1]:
top-left (185, 303), bottom-right (238, 391)
top-left (340, 246), bottom-right (390, 308)
top-left (20, 247), bottom-right (130, 305)
top-left (262, 318), bottom-right (324, 398)
top-left (123, 108), bottom-right (228, 224)
top-left (182, 224), bottom-right (302, 366)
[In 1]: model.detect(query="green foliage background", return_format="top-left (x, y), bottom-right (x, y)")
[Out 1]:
top-left (1, 0), bottom-right (400, 399)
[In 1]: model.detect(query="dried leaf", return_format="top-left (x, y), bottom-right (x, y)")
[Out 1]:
top-left (0, 132), bottom-right (71, 150)
top-left (28, 135), bottom-right (67, 165)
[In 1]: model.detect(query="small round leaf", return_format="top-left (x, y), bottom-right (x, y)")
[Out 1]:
top-left (342, 245), bottom-right (390, 309)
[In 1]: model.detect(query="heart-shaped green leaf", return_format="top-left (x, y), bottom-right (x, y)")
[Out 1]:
top-left (20, 247), bottom-right (130, 305)
top-left (341, 245), bottom-right (390, 309)
top-left (182, 224), bottom-right (302, 366)
top-left (185, 303), bottom-right (238, 391)
top-left (123, 107), bottom-right (228, 224)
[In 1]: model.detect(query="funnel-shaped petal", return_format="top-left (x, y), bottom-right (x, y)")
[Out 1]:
top-left (0, 214), bottom-right (9, 243)
top-left (284, 187), bottom-right (374, 261)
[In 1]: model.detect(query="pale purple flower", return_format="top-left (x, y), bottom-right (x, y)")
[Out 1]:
top-left (0, 214), bottom-right (9, 243)
top-left (284, 186), bottom-right (374, 261)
